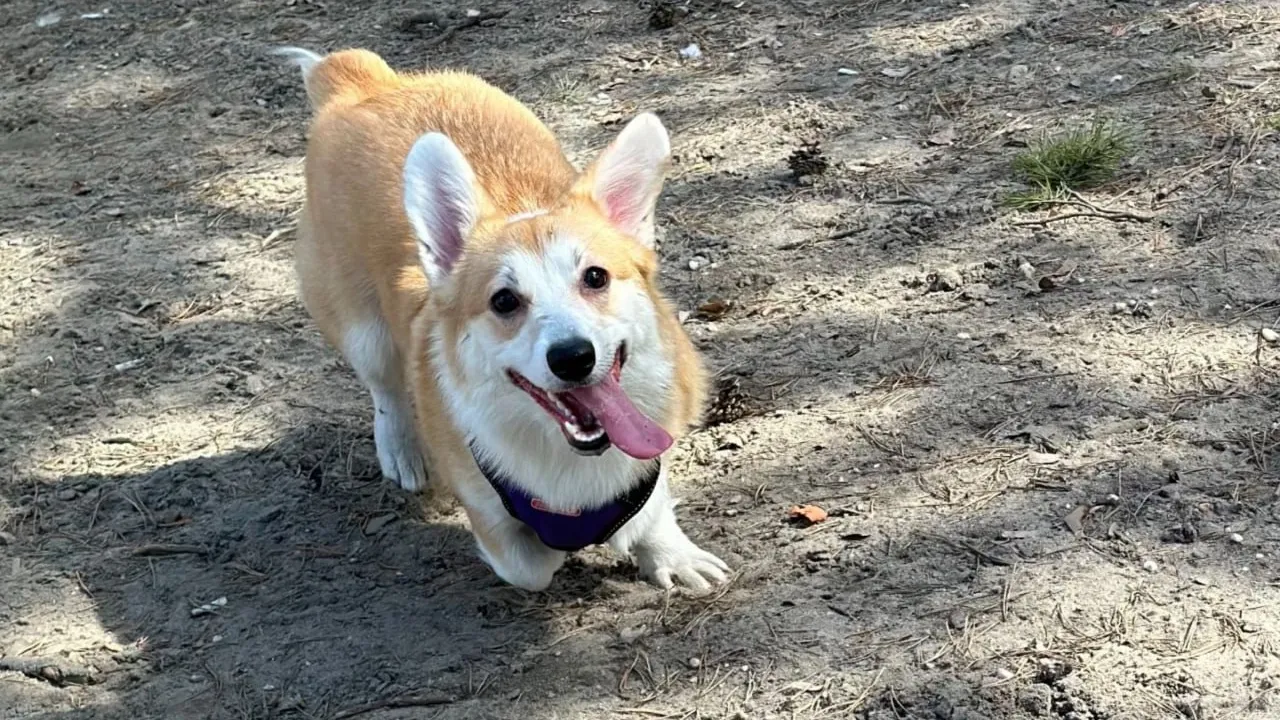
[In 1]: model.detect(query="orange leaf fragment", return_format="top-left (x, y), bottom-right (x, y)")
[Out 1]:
top-left (788, 504), bottom-right (828, 526)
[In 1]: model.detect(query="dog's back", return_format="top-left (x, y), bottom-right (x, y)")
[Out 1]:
top-left (290, 49), bottom-right (576, 356)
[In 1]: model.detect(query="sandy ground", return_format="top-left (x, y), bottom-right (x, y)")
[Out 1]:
top-left (2, 0), bottom-right (1280, 718)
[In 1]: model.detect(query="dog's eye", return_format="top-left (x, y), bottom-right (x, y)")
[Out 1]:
top-left (583, 266), bottom-right (610, 290)
top-left (489, 289), bottom-right (521, 316)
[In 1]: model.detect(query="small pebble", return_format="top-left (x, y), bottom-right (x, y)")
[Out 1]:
top-left (688, 256), bottom-right (708, 271)
top-left (688, 657), bottom-right (702, 669)
top-left (1142, 559), bottom-right (1159, 573)
top-left (995, 667), bottom-right (1015, 681)
top-left (191, 596), bottom-right (228, 618)
top-left (56, 488), bottom-right (78, 501)
top-left (1260, 328), bottom-right (1278, 343)
top-left (1112, 301), bottom-right (1129, 314)
top-left (956, 332), bottom-right (972, 340)
top-left (1229, 533), bottom-right (1244, 544)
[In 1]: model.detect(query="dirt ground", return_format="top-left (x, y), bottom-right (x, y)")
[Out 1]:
top-left (3, 0), bottom-right (1280, 718)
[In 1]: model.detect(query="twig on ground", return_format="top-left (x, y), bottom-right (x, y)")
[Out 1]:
top-left (132, 543), bottom-right (208, 557)
top-left (1013, 210), bottom-right (1152, 227)
top-left (330, 694), bottom-right (456, 719)
top-left (0, 657), bottom-right (97, 686)
top-left (401, 10), bottom-right (509, 47)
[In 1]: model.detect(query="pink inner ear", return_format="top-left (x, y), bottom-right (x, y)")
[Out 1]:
top-left (602, 177), bottom-right (644, 229)
top-left (432, 191), bottom-right (466, 274)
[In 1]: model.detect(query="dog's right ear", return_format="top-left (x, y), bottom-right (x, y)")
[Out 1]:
top-left (403, 133), bottom-right (478, 283)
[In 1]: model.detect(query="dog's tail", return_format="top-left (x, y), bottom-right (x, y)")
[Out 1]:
top-left (273, 46), bottom-right (399, 110)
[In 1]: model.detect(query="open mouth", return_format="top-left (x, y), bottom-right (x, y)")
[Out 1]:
top-left (507, 344), bottom-right (673, 460)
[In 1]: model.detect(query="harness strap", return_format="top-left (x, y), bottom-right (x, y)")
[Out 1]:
top-left (470, 443), bottom-right (660, 552)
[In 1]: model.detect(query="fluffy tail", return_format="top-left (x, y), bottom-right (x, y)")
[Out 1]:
top-left (273, 46), bottom-right (399, 110)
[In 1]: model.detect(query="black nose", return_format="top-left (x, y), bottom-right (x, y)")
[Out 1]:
top-left (546, 338), bottom-right (596, 383)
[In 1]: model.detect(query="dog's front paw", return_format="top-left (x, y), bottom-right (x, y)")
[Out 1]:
top-left (373, 408), bottom-right (427, 492)
top-left (636, 538), bottom-right (729, 593)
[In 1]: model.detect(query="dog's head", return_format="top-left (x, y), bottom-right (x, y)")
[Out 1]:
top-left (404, 113), bottom-right (679, 462)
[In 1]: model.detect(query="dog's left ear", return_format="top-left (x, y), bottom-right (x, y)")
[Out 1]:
top-left (578, 112), bottom-right (670, 247)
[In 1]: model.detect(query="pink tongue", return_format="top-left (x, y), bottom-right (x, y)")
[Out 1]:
top-left (563, 376), bottom-right (673, 460)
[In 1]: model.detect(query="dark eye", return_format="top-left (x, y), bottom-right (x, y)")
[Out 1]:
top-left (490, 289), bottom-right (521, 316)
top-left (583, 266), bottom-right (610, 290)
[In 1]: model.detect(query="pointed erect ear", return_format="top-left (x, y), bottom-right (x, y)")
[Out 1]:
top-left (403, 132), bottom-right (479, 282)
top-left (579, 112), bottom-right (670, 247)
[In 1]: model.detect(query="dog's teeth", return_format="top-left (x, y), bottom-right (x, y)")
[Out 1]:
top-left (563, 420), bottom-right (605, 443)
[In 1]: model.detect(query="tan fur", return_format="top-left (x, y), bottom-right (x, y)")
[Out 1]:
top-left (292, 50), bottom-right (706, 537)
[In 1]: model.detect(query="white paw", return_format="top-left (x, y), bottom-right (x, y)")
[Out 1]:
top-left (373, 411), bottom-right (427, 492)
top-left (636, 538), bottom-right (730, 593)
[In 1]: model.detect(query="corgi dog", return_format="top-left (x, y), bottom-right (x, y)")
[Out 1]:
top-left (276, 46), bottom-right (729, 592)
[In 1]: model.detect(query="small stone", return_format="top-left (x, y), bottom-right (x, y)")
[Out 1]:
top-left (29, 388), bottom-right (41, 397)
top-left (211, 635), bottom-right (223, 643)
top-left (926, 269), bottom-right (963, 292)
top-left (1142, 559), bottom-right (1159, 573)
top-left (191, 596), bottom-right (228, 618)
top-left (1162, 524), bottom-right (1197, 544)
top-left (688, 256), bottom-right (708, 271)
top-left (956, 332), bottom-right (972, 340)
top-left (1229, 533), bottom-right (1244, 544)
top-left (837, 67), bottom-right (858, 76)
top-left (995, 667), bottom-right (1015, 681)
top-left (1260, 328), bottom-right (1278, 343)
top-left (1112, 301), bottom-right (1130, 314)
top-left (1036, 658), bottom-right (1071, 683)
top-left (618, 624), bottom-right (648, 643)
top-left (56, 488), bottom-right (78, 501)
top-left (687, 657), bottom-right (702, 669)
top-left (245, 374), bottom-right (266, 395)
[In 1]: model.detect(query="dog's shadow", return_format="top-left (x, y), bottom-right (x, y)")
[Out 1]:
top-left (7, 420), bottom-right (643, 716)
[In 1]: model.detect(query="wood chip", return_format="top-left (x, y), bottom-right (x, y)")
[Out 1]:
top-left (1063, 506), bottom-right (1085, 535)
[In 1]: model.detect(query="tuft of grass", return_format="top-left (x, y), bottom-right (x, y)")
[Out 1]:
top-left (1007, 120), bottom-right (1131, 209)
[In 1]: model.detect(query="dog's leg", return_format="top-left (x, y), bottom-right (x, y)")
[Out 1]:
top-left (462, 492), bottom-right (566, 591)
top-left (608, 465), bottom-right (729, 592)
top-left (343, 321), bottom-right (427, 492)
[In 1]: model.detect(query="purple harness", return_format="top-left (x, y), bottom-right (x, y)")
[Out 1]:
top-left (470, 445), bottom-right (659, 552)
